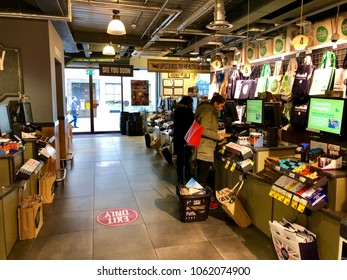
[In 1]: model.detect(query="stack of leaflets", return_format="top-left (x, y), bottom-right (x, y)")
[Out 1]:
top-left (184, 178), bottom-right (206, 195)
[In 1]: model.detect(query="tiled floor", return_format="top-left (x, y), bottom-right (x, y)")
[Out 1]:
top-left (8, 134), bottom-right (277, 260)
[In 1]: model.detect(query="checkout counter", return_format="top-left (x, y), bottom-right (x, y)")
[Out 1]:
top-left (214, 138), bottom-right (347, 260)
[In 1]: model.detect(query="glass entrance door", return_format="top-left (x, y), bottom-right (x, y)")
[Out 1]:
top-left (65, 68), bottom-right (158, 134)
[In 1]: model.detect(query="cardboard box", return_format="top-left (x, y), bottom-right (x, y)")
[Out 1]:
top-left (312, 156), bottom-right (342, 170)
top-left (18, 196), bottom-right (43, 240)
top-left (313, 18), bottom-right (333, 46)
top-left (245, 44), bottom-right (258, 62)
top-left (258, 39), bottom-right (273, 58)
top-left (338, 13), bottom-right (347, 40)
top-left (222, 52), bottom-right (235, 67)
top-left (273, 34), bottom-right (287, 55)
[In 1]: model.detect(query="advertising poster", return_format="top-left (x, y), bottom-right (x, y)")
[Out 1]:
top-left (131, 80), bottom-right (149, 106)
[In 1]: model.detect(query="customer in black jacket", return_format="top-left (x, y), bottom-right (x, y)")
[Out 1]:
top-left (173, 96), bottom-right (194, 185)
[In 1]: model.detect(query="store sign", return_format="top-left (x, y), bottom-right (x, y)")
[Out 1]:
top-left (99, 64), bottom-right (134, 77)
top-left (147, 59), bottom-right (210, 73)
top-left (96, 208), bottom-right (139, 226)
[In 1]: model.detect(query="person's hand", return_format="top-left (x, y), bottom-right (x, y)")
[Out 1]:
top-left (218, 134), bottom-right (224, 141)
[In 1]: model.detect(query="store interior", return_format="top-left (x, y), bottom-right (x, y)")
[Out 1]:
top-left (1, 0), bottom-right (347, 261)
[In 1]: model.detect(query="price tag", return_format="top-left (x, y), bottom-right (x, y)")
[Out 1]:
top-left (299, 176), bottom-right (306, 182)
top-left (289, 172), bottom-right (295, 178)
top-left (277, 189), bottom-right (286, 202)
top-left (291, 195), bottom-right (300, 210)
top-left (224, 160), bottom-right (230, 169)
top-left (297, 198), bottom-right (308, 213)
top-left (273, 186), bottom-right (280, 200)
top-left (275, 166), bottom-right (280, 171)
top-left (283, 191), bottom-right (292, 206)
top-left (230, 162), bottom-right (236, 172)
top-left (269, 186), bottom-right (276, 197)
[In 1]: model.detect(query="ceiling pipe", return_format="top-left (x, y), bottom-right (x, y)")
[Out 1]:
top-left (140, 0), bottom-right (171, 39)
top-left (215, 0), bottom-right (347, 56)
top-left (73, 0), bottom-right (182, 15)
top-left (177, 0), bottom-right (215, 31)
top-left (143, 11), bottom-right (183, 49)
top-left (163, 29), bottom-right (247, 38)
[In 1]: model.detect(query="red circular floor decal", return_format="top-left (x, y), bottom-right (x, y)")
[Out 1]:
top-left (96, 208), bottom-right (139, 226)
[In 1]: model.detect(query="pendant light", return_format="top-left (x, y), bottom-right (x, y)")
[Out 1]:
top-left (107, 10), bottom-right (126, 35)
top-left (292, 0), bottom-right (311, 51)
top-left (102, 42), bottom-right (116, 56)
top-left (331, 5), bottom-right (340, 44)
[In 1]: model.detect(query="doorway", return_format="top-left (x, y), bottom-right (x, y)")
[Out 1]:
top-left (64, 68), bottom-right (157, 134)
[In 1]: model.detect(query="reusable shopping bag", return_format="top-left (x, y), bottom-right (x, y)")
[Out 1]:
top-left (255, 63), bottom-right (271, 97)
top-left (292, 55), bottom-right (315, 105)
top-left (184, 120), bottom-right (204, 148)
top-left (226, 70), bottom-right (244, 99)
top-left (239, 79), bottom-right (257, 99)
top-left (308, 51), bottom-right (336, 96)
top-left (233, 79), bottom-right (244, 99)
top-left (279, 58), bottom-right (298, 101)
top-left (216, 181), bottom-right (252, 228)
top-left (266, 61), bottom-right (283, 95)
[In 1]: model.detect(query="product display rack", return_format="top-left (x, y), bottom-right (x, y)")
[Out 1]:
top-left (270, 159), bottom-right (329, 213)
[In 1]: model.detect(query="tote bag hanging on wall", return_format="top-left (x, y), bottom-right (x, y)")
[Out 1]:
top-left (266, 61), bottom-right (283, 95)
top-left (239, 79), bottom-right (257, 99)
top-left (255, 63), bottom-right (271, 97)
top-left (292, 56), bottom-right (315, 105)
top-left (309, 51), bottom-right (336, 96)
top-left (279, 58), bottom-right (298, 101)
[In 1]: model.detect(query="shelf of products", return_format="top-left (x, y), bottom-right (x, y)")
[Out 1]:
top-left (217, 142), bottom-right (254, 173)
top-left (270, 158), bottom-right (329, 212)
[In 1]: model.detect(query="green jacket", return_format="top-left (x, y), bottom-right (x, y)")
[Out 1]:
top-left (194, 102), bottom-right (220, 162)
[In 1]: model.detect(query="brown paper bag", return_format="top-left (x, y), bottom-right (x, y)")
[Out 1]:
top-left (18, 195), bottom-right (43, 240)
top-left (216, 186), bottom-right (252, 228)
top-left (39, 172), bottom-right (56, 204)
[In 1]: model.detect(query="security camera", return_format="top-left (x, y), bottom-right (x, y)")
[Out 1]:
top-left (115, 55), bottom-right (121, 61)
top-left (331, 33), bottom-right (340, 43)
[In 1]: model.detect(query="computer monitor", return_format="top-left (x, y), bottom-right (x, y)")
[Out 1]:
top-left (264, 102), bottom-right (283, 129)
top-left (223, 100), bottom-right (239, 122)
top-left (157, 96), bottom-right (162, 109)
top-left (306, 97), bottom-right (346, 136)
top-left (0, 104), bottom-right (12, 136)
top-left (246, 99), bottom-right (264, 126)
top-left (7, 100), bottom-right (20, 123)
top-left (20, 102), bottom-right (34, 125)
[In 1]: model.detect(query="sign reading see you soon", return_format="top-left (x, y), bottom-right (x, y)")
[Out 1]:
top-left (99, 64), bottom-right (134, 77)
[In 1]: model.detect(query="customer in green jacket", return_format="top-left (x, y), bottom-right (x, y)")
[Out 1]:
top-left (195, 94), bottom-right (225, 209)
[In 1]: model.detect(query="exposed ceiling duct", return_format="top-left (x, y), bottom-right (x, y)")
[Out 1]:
top-left (206, 0), bottom-right (233, 31)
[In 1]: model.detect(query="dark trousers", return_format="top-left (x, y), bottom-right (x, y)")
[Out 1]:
top-left (196, 159), bottom-right (212, 188)
top-left (176, 145), bottom-right (192, 185)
